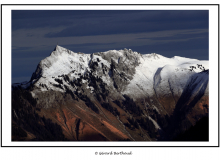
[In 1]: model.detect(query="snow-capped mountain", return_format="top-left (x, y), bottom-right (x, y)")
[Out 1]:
top-left (12, 45), bottom-right (209, 141)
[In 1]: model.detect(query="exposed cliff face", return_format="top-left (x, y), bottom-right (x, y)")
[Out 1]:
top-left (12, 45), bottom-right (209, 141)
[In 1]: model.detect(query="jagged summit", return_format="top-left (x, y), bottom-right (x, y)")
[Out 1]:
top-left (54, 45), bottom-right (68, 51)
top-left (52, 45), bottom-right (63, 54)
top-left (51, 45), bottom-right (78, 56)
top-left (53, 45), bottom-right (59, 51)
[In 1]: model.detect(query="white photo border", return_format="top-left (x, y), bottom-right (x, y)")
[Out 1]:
top-left (2, 4), bottom-right (219, 147)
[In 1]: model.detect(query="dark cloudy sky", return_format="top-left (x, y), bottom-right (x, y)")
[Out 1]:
top-left (12, 10), bottom-right (209, 83)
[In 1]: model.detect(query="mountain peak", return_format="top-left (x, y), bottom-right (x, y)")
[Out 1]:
top-left (142, 53), bottom-right (162, 60)
top-left (53, 44), bottom-right (63, 51)
top-left (12, 44), bottom-right (209, 142)
top-left (51, 45), bottom-right (69, 55)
